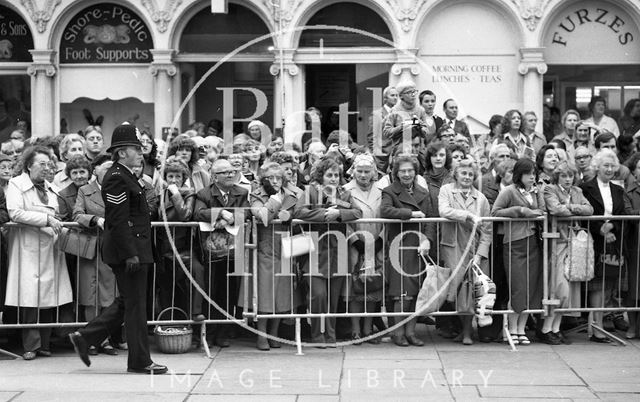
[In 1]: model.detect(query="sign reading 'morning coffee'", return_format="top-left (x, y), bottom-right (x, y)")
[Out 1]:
top-left (60, 3), bottom-right (153, 64)
top-left (0, 5), bottom-right (34, 62)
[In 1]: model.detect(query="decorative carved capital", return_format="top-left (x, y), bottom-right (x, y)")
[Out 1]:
top-left (264, 0), bottom-right (302, 30)
top-left (20, 0), bottom-right (61, 33)
top-left (391, 63), bottom-right (420, 76)
top-left (149, 63), bottom-right (177, 77)
top-left (511, 0), bottom-right (551, 31)
top-left (386, 0), bottom-right (427, 32)
top-left (270, 62), bottom-right (299, 76)
top-left (141, 0), bottom-right (183, 33)
top-left (27, 64), bottom-right (56, 77)
top-left (518, 47), bottom-right (547, 75)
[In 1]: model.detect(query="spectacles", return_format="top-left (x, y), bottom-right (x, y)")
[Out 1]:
top-left (575, 155), bottom-right (591, 160)
top-left (216, 170), bottom-right (235, 176)
top-left (402, 90), bottom-right (418, 96)
top-left (265, 176), bottom-right (283, 182)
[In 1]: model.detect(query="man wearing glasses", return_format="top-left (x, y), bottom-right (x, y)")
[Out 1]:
top-left (193, 158), bottom-right (249, 347)
top-left (383, 80), bottom-right (430, 154)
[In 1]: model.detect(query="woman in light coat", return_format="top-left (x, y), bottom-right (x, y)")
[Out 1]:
top-left (72, 153), bottom-right (118, 355)
top-left (5, 146), bottom-right (73, 360)
top-left (439, 158), bottom-right (492, 345)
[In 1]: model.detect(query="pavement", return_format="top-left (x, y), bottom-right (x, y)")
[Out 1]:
top-left (0, 326), bottom-right (639, 401)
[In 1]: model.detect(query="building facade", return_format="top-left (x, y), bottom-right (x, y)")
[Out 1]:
top-left (0, 0), bottom-right (639, 144)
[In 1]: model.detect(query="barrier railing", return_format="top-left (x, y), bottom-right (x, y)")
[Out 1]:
top-left (2, 214), bottom-right (639, 354)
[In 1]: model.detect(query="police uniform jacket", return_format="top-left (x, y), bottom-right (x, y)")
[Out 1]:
top-left (101, 162), bottom-right (154, 265)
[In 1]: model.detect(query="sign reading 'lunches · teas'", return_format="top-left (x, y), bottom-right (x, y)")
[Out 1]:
top-left (60, 3), bottom-right (153, 64)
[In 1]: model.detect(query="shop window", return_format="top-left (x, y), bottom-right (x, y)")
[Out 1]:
top-left (299, 3), bottom-right (392, 47)
top-left (179, 4), bottom-right (272, 53)
top-left (0, 75), bottom-right (31, 141)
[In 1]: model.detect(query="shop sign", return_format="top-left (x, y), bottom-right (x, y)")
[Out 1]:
top-left (60, 3), bottom-right (153, 64)
top-left (0, 5), bottom-right (34, 62)
top-left (550, 7), bottom-right (634, 47)
top-left (430, 64), bottom-right (503, 84)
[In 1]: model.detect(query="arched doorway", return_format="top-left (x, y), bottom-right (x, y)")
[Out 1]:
top-left (542, 0), bottom-right (640, 127)
top-left (297, 2), bottom-right (394, 144)
top-left (176, 3), bottom-right (274, 134)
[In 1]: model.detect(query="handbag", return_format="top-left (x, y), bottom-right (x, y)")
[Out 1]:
top-left (200, 228), bottom-right (238, 263)
top-left (456, 264), bottom-right (475, 314)
top-left (470, 263), bottom-right (496, 327)
top-left (596, 243), bottom-right (625, 279)
top-left (58, 228), bottom-right (97, 260)
top-left (415, 254), bottom-right (451, 315)
top-left (564, 228), bottom-right (595, 282)
top-left (352, 266), bottom-right (385, 295)
top-left (281, 226), bottom-right (316, 259)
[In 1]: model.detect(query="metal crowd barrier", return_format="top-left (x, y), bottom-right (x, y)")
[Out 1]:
top-left (1, 214), bottom-right (639, 353)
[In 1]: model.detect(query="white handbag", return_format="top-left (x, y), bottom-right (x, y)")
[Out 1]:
top-left (281, 228), bottom-right (316, 259)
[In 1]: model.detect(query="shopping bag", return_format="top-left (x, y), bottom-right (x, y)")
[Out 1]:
top-left (456, 265), bottom-right (475, 314)
top-left (471, 263), bottom-right (496, 327)
top-left (564, 228), bottom-right (595, 282)
top-left (58, 228), bottom-right (97, 260)
top-left (281, 227), bottom-right (316, 259)
top-left (415, 254), bottom-right (451, 315)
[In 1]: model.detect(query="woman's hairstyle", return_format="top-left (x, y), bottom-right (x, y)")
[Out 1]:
top-left (21, 145), bottom-right (51, 174)
top-left (139, 131), bottom-right (159, 168)
top-left (91, 152), bottom-right (112, 171)
top-left (64, 154), bottom-right (91, 177)
top-left (561, 109), bottom-right (580, 128)
top-left (550, 161), bottom-right (578, 185)
top-left (391, 154), bottom-right (420, 181)
top-left (548, 139), bottom-right (567, 151)
top-left (310, 157), bottom-right (341, 184)
top-left (624, 152), bottom-right (640, 173)
top-left (447, 143), bottom-right (467, 158)
top-left (269, 151), bottom-right (293, 165)
top-left (167, 135), bottom-right (198, 167)
top-left (163, 156), bottom-right (190, 183)
top-left (242, 139), bottom-right (264, 156)
top-left (501, 109), bottom-right (523, 134)
top-left (588, 96), bottom-right (606, 113)
top-left (495, 158), bottom-right (516, 184)
top-left (488, 114), bottom-right (503, 133)
top-left (616, 133), bottom-right (635, 152)
top-left (623, 98), bottom-right (640, 117)
top-left (452, 158), bottom-right (479, 182)
top-left (512, 158), bottom-right (537, 188)
top-left (535, 144), bottom-right (558, 173)
top-left (59, 133), bottom-right (86, 161)
top-left (259, 161), bottom-right (285, 181)
top-left (424, 140), bottom-right (451, 171)
top-left (591, 148), bottom-right (620, 173)
top-left (83, 125), bottom-right (103, 138)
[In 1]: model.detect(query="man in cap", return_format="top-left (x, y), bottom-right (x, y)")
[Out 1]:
top-left (69, 123), bottom-right (167, 375)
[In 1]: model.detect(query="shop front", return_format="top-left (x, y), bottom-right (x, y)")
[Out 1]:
top-left (542, 0), bottom-right (640, 120)
top-left (0, 4), bottom-right (33, 142)
top-left (56, 2), bottom-right (155, 141)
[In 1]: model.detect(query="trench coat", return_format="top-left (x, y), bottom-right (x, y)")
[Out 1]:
top-left (381, 180), bottom-right (437, 298)
top-left (5, 173), bottom-right (73, 307)
top-left (72, 180), bottom-right (116, 307)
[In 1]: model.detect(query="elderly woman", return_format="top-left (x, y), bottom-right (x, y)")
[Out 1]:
top-left (5, 146), bottom-right (73, 360)
top-left (492, 158), bottom-right (545, 345)
top-left (624, 153), bottom-right (640, 339)
top-left (574, 121), bottom-right (598, 154)
top-left (293, 158), bottom-right (362, 346)
top-left (244, 162), bottom-right (301, 350)
top-left (580, 149), bottom-right (628, 343)
top-left (53, 134), bottom-right (86, 190)
top-left (83, 125), bottom-right (104, 162)
top-left (0, 153), bottom-right (13, 191)
top-left (343, 154), bottom-right (385, 344)
top-left (57, 155), bottom-right (91, 221)
top-left (552, 109), bottom-right (580, 157)
top-left (381, 154), bottom-right (437, 347)
top-left (542, 162), bottom-right (594, 345)
top-left (72, 153), bottom-right (118, 355)
top-left (167, 135), bottom-right (210, 192)
top-left (439, 158), bottom-right (492, 345)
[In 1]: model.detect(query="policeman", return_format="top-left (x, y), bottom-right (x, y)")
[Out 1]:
top-left (69, 124), bottom-right (167, 375)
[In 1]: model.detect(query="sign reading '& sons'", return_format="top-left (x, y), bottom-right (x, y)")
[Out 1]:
top-left (60, 3), bottom-right (153, 64)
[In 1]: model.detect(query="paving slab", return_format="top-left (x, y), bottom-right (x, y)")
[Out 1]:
top-left (438, 350), bottom-right (567, 370)
top-left (572, 367), bottom-right (640, 384)
top-left (594, 392), bottom-right (640, 401)
top-left (478, 385), bottom-right (597, 399)
top-left (0, 392), bottom-right (20, 402)
top-left (296, 396), bottom-right (340, 402)
top-left (187, 395), bottom-right (296, 402)
top-left (342, 358), bottom-right (442, 369)
top-left (12, 392), bottom-right (188, 402)
top-left (441, 369), bottom-right (584, 386)
top-left (588, 382), bottom-right (640, 393)
top-left (191, 377), bottom-right (339, 395)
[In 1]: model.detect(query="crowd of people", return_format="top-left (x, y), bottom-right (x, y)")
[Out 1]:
top-left (1, 81), bottom-right (640, 361)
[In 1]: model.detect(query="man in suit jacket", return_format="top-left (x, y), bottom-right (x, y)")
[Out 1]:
top-left (368, 86), bottom-right (398, 173)
top-left (443, 99), bottom-right (471, 140)
top-left (194, 158), bottom-right (250, 347)
top-left (69, 124), bottom-right (167, 375)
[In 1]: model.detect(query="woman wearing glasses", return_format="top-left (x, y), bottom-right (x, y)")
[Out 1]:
top-left (383, 81), bottom-right (430, 152)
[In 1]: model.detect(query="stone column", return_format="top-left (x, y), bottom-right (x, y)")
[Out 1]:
top-left (518, 48), bottom-right (547, 133)
top-left (270, 51), bottom-right (303, 145)
top-left (149, 49), bottom-right (177, 139)
top-left (28, 50), bottom-right (56, 138)
top-left (390, 49), bottom-right (421, 86)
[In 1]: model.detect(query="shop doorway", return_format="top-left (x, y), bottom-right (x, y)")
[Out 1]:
top-left (305, 63), bottom-right (390, 146)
